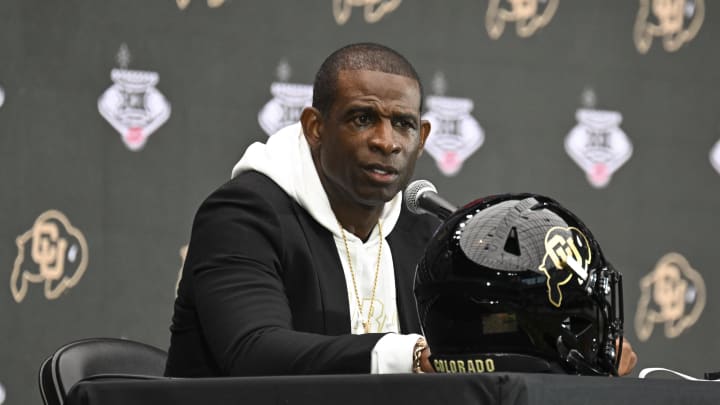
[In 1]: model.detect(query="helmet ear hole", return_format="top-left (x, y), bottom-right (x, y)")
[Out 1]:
top-left (503, 226), bottom-right (521, 255)
top-left (558, 316), bottom-right (595, 348)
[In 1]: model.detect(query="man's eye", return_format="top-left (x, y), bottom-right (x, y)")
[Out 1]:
top-left (353, 114), bottom-right (372, 125)
top-left (393, 118), bottom-right (416, 130)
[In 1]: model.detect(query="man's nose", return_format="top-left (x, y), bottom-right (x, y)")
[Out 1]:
top-left (369, 119), bottom-right (401, 155)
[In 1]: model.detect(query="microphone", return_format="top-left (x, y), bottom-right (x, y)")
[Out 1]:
top-left (404, 180), bottom-right (457, 220)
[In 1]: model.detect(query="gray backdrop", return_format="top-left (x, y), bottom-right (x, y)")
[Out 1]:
top-left (1, 1), bottom-right (718, 404)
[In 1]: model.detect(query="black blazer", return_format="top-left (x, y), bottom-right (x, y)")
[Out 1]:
top-left (165, 171), bottom-right (439, 377)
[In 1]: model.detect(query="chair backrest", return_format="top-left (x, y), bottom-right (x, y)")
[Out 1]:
top-left (39, 355), bottom-right (56, 405)
top-left (38, 337), bottom-right (168, 405)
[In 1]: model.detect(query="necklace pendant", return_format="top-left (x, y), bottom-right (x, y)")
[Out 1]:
top-left (362, 321), bottom-right (369, 333)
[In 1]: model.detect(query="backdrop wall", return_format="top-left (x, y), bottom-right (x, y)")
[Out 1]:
top-left (1, 1), bottom-right (718, 404)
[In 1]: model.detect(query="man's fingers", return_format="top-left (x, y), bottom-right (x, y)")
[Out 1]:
top-left (616, 338), bottom-right (638, 376)
top-left (420, 346), bottom-right (435, 373)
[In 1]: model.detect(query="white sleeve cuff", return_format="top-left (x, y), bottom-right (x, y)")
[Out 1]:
top-left (370, 333), bottom-right (423, 374)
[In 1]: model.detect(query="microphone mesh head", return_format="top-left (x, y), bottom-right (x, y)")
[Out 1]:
top-left (404, 180), bottom-right (437, 214)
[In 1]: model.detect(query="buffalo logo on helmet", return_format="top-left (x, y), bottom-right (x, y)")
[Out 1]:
top-left (635, 252), bottom-right (705, 341)
top-left (10, 210), bottom-right (88, 303)
top-left (333, 0), bottom-right (402, 25)
top-left (98, 44), bottom-right (171, 151)
top-left (634, 0), bottom-right (704, 54)
top-left (258, 60), bottom-right (313, 136)
top-left (422, 72), bottom-right (485, 177)
top-left (486, 0), bottom-right (559, 39)
top-left (539, 226), bottom-right (592, 308)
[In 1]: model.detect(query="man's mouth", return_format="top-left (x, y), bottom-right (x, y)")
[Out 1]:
top-left (364, 164), bottom-right (399, 183)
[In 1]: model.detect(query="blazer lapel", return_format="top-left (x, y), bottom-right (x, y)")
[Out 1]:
top-left (292, 203), bottom-right (351, 335)
top-left (388, 225), bottom-right (423, 335)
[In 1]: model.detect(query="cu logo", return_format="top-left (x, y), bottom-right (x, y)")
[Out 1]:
top-left (538, 226), bottom-right (591, 307)
top-left (10, 210), bottom-right (88, 303)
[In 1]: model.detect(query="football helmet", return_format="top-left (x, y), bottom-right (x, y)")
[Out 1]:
top-left (415, 194), bottom-right (623, 375)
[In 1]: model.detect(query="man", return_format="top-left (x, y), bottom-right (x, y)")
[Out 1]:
top-left (165, 43), bottom-right (636, 377)
top-left (166, 43), bottom-right (438, 376)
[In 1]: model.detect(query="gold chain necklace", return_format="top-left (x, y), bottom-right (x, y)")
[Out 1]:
top-left (338, 220), bottom-right (383, 334)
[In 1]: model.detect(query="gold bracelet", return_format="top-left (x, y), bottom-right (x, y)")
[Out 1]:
top-left (413, 337), bottom-right (427, 373)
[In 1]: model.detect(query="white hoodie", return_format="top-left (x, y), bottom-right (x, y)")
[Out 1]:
top-left (231, 123), bottom-right (422, 373)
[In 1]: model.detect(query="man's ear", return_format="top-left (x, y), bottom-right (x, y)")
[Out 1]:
top-left (417, 119), bottom-right (431, 157)
top-left (300, 107), bottom-right (322, 149)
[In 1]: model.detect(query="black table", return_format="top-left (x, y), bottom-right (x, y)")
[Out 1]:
top-left (66, 372), bottom-right (720, 405)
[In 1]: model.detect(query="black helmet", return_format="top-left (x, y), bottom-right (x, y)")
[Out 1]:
top-left (414, 194), bottom-right (623, 376)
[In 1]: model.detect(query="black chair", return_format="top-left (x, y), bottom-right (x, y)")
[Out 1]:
top-left (38, 337), bottom-right (168, 405)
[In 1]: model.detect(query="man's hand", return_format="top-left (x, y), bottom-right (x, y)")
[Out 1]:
top-left (420, 344), bottom-right (435, 373)
top-left (616, 338), bottom-right (638, 376)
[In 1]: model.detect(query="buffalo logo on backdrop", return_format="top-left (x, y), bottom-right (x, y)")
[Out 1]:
top-left (486, 0), bottom-right (559, 39)
top-left (710, 138), bottom-right (720, 175)
top-left (634, 0), bottom-right (705, 54)
top-left (176, 0), bottom-right (224, 10)
top-left (176, 244), bottom-right (188, 295)
top-left (258, 60), bottom-right (313, 136)
top-left (565, 88), bottom-right (633, 188)
top-left (10, 210), bottom-right (89, 303)
top-left (421, 72), bottom-right (484, 176)
top-left (98, 43), bottom-right (171, 151)
top-left (333, 0), bottom-right (402, 25)
top-left (538, 226), bottom-right (591, 308)
top-left (635, 252), bottom-right (706, 341)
